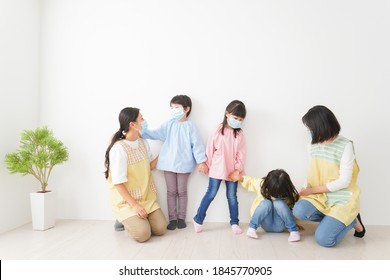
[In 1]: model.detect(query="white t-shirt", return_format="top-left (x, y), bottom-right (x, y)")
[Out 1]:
top-left (326, 141), bottom-right (355, 192)
top-left (109, 139), bottom-right (153, 185)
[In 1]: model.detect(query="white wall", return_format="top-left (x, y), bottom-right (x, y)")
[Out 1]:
top-left (0, 0), bottom-right (41, 234)
top-left (36, 0), bottom-right (390, 226)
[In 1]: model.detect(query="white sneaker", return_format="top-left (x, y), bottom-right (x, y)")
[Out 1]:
top-left (193, 219), bottom-right (203, 233)
top-left (231, 224), bottom-right (243, 235)
top-left (246, 227), bottom-right (258, 239)
top-left (288, 231), bottom-right (300, 242)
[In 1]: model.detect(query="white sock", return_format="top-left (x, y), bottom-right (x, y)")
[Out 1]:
top-left (288, 231), bottom-right (300, 242)
top-left (231, 224), bottom-right (243, 235)
top-left (192, 219), bottom-right (203, 233)
top-left (246, 227), bottom-right (258, 239)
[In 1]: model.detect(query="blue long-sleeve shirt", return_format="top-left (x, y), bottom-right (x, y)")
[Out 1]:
top-left (141, 119), bottom-right (207, 173)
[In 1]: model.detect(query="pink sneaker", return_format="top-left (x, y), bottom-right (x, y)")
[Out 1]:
top-left (288, 231), bottom-right (300, 242)
top-left (193, 219), bottom-right (203, 233)
top-left (231, 224), bottom-right (243, 235)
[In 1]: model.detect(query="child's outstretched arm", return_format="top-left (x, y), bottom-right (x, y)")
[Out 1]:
top-left (140, 121), bottom-right (168, 141)
top-left (229, 171), bottom-right (262, 194)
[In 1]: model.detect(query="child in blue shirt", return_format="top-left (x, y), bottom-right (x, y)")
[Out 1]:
top-left (141, 95), bottom-right (208, 230)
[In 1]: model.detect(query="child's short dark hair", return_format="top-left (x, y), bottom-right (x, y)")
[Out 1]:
top-left (170, 95), bottom-right (192, 117)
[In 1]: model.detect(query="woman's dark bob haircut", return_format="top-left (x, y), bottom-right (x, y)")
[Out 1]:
top-left (302, 105), bottom-right (341, 144)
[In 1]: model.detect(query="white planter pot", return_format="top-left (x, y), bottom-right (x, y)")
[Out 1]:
top-left (30, 191), bottom-right (56, 230)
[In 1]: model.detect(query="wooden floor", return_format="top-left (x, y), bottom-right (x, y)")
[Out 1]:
top-left (0, 219), bottom-right (389, 260)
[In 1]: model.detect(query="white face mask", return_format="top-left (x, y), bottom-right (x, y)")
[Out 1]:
top-left (170, 107), bottom-right (185, 121)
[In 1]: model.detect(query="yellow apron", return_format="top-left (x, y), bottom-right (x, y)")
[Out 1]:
top-left (302, 136), bottom-right (360, 226)
top-left (108, 139), bottom-right (160, 222)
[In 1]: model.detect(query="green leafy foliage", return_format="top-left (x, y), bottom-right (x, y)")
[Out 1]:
top-left (5, 127), bottom-right (69, 192)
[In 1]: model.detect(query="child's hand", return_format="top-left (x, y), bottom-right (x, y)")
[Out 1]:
top-left (198, 163), bottom-right (208, 174)
top-left (229, 170), bottom-right (241, 182)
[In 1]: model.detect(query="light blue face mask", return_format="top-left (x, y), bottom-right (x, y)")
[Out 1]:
top-left (171, 107), bottom-right (185, 121)
top-left (141, 120), bottom-right (148, 132)
top-left (227, 116), bottom-right (242, 129)
top-left (136, 120), bottom-right (148, 135)
top-left (307, 130), bottom-right (312, 141)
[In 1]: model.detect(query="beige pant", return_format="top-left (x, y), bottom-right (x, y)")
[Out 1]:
top-left (122, 208), bottom-right (167, 243)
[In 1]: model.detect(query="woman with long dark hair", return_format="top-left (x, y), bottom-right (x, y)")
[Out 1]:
top-left (104, 107), bottom-right (167, 242)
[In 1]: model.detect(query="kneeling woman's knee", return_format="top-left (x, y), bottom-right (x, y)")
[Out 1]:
top-left (152, 223), bottom-right (167, 236)
top-left (149, 209), bottom-right (168, 236)
top-left (131, 227), bottom-right (152, 243)
top-left (123, 216), bottom-right (154, 243)
top-left (314, 231), bottom-right (337, 247)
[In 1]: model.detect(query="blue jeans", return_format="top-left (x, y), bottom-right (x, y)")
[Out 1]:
top-left (249, 199), bottom-right (298, 233)
top-left (293, 199), bottom-right (356, 247)
top-left (194, 177), bottom-right (239, 225)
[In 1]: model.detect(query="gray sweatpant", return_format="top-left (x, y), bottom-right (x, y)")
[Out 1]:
top-left (164, 171), bottom-right (191, 221)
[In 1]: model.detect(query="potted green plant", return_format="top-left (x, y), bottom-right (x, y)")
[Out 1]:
top-left (5, 126), bottom-right (69, 230)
